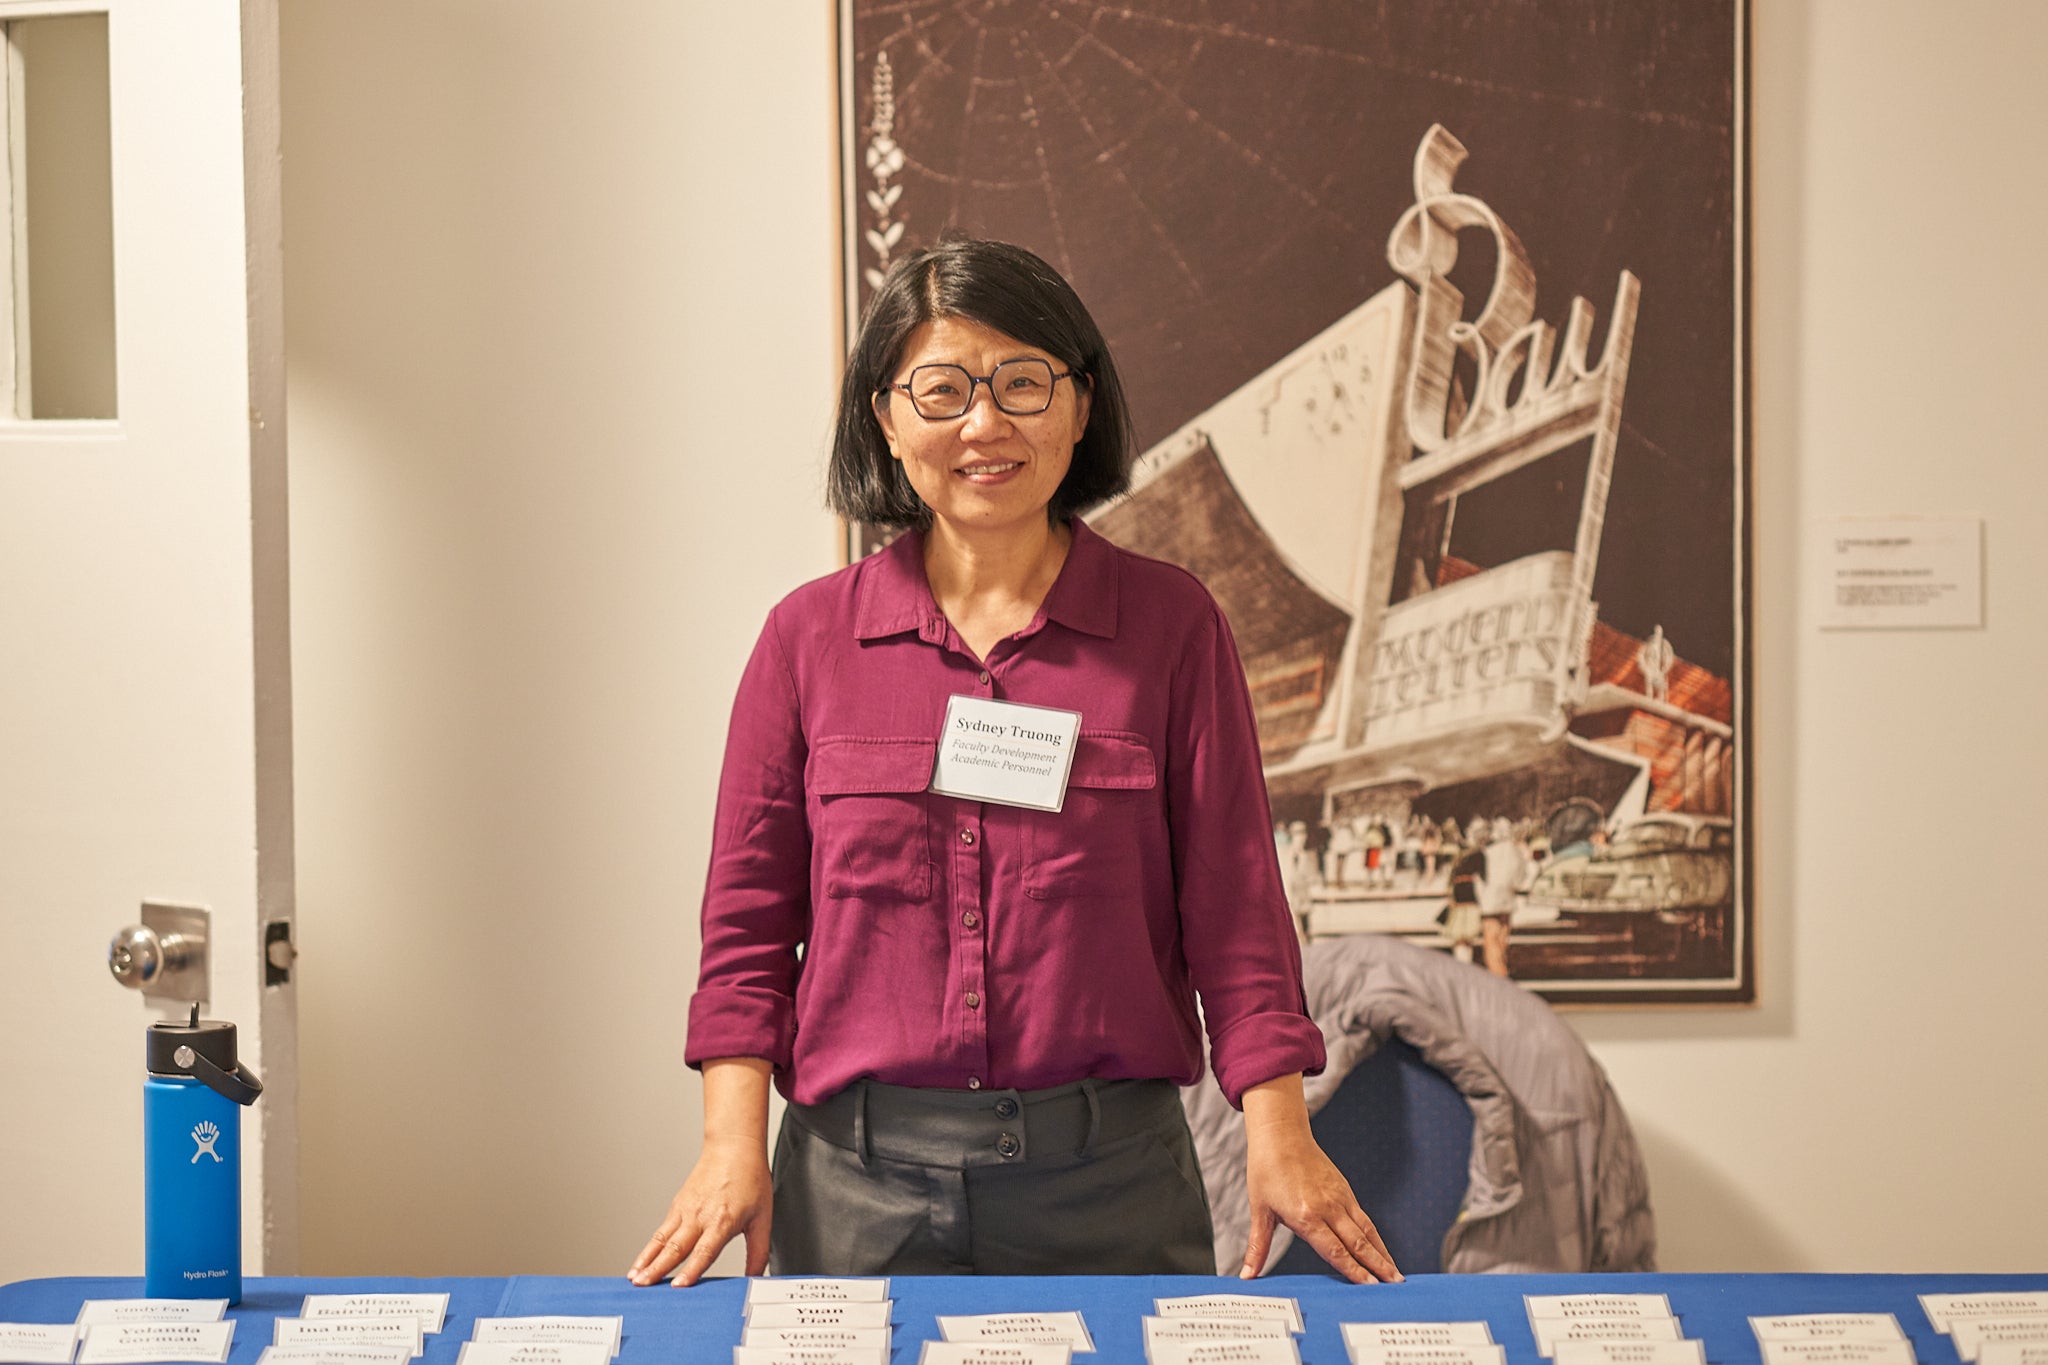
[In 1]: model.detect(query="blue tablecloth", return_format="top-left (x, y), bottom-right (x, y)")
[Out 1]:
top-left (7, 1274), bottom-right (2047, 1365)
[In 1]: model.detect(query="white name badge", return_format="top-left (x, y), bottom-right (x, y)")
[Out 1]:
top-left (455, 1345), bottom-right (612, 1365)
top-left (1155, 1299), bottom-right (1304, 1335)
top-left (1751, 1318), bottom-right (1905, 1344)
top-left (918, 1344), bottom-right (1074, 1365)
top-left (1924, 1302), bottom-right (2048, 1336)
top-left (470, 1321), bottom-right (622, 1358)
top-left (1149, 1341), bottom-right (1301, 1365)
top-left (273, 1321), bottom-right (423, 1360)
top-left (1349, 1348), bottom-right (1505, 1365)
top-left (1981, 1347), bottom-right (2048, 1365)
top-left (1343, 1324), bottom-right (1495, 1354)
top-left (1528, 1299), bottom-right (1675, 1324)
top-left (744, 1281), bottom-right (891, 1306)
top-left (258, 1348), bottom-right (417, 1365)
top-left (77, 1324), bottom-right (233, 1365)
top-left (1956, 1323), bottom-right (2048, 1362)
top-left (1144, 1321), bottom-right (1294, 1350)
top-left (76, 1307), bottom-right (225, 1328)
top-left (1551, 1344), bottom-right (1705, 1365)
top-left (0, 1325), bottom-right (80, 1365)
top-left (937, 1316), bottom-right (1095, 1353)
top-left (733, 1350), bottom-right (889, 1365)
top-left (1534, 1322), bottom-right (1682, 1356)
top-left (740, 1332), bottom-right (891, 1354)
top-left (1760, 1342), bottom-right (1916, 1365)
top-left (299, 1300), bottom-right (447, 1335)
top-left (747, 1306), bottom-right (893, 1331)
top-left (929, 696), bottom-right (1081, 811)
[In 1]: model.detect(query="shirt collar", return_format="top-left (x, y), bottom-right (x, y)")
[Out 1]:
top-left (851, 518), bottom-right (1119, 643)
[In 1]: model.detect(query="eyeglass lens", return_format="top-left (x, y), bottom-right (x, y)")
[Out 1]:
top-left (905, 359), bottom-right (1057, 418)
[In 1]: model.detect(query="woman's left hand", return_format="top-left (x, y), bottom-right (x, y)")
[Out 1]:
top-left (1240, 1073), bottom-right (1403, 1284)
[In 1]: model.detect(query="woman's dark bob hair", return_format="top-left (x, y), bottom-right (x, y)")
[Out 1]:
top-left (827, 234), bottom-right (1137, 530)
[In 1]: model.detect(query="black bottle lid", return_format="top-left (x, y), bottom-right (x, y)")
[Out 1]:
top-left (146, 1008), bottom-right (263, 1105)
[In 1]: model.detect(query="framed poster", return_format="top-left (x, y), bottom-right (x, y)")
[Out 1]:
top-left (836, 2), bottom-right (1751, 1005)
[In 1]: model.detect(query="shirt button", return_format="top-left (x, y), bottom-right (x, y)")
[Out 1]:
top-left (967, 1076), bottom-right (982, 1090)
top-left (994, 1097), bottom-right (1019, 1119)
top-left (962, 911), bottom-right (980, 929)
top-left (995, 1132), bottom-right (1022, 1159)
top-left (965, 991), bottom-right (980, 1009)
top-left (959, 828), bottom-right (976, 846)
top-left (978, 671), bottom-right (991, 684)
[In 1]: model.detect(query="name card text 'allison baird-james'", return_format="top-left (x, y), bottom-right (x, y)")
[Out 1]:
top-left (929, 696), bottom-right (1080, 812)
top-left (299, 1299), bottom-right (448, 1335)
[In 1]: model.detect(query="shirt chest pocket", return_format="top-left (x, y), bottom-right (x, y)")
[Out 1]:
top-left (1023, 731), bottom-right (1160, 900)
top-left (808, 736), bottom-right (939, 902)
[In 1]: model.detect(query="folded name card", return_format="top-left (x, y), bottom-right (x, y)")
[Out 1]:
top-left (256, 1347), bottom-right (417, 1365)
top-left (1955, 1322), bottom-right (2048, 1363)
top-left (937, 1316), bottom-right (1094, 1352)
top-left (1528, 1300), bottom-right (1675, 1324)
top-left (299, 1301), bottom-right (447, 1335)
top-left (454, 1345), bottom-right (612, 1365)
top-left (77, 1323), bottom-right (234, 1365)
top-left (1155, 1301), bottom-right (1303, 1336)
top-left (732, 1349), bottom-right (889, 1365)
top-left (1751, 1318), bottom-right (1905, 1344)
top-left (1551, 1343), bottom-right (1706, 1365)
top-left (1980, 1347), bottom-right (2048, 1365)
top-left (76, 1308), bottom-right (225, 1328)
top-left (745, 1282), bottom-right (891, 1306)
top-left (1342, 1324), bottom-right (1495, 1354)
top-left (1147, 1340), bottom-right (1301, 1365)
top-left (1534, 1321), bottom-right (1682, 1356)
top-left (740, 1331), bottom-right (892, 1354)
top-left (0, 1325), bottom-right (80, 1365)
top-left (1923, 1299), bottom-right (2048, 1336)
top-left (1143, 1320), bottom-right (1294, 1349)
top-left (1348, 1347), bottom-right (1505, 1365)
top-left (273, 1320), bottom-right (423, 1359)
top-left (470, 1319), bottom-right (622, 1358)
top-left (747, 1306), bottom-right (893, 1331)
top-left (1759, 1341), bottom-right (1916, 1365)
top-left (917, 1344), bottom-right (1074, 1365)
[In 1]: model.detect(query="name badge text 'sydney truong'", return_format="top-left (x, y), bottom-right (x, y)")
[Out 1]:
top-left (929, 696), bottom-right (1081, 813)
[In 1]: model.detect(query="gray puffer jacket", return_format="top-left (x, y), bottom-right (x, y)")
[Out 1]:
top-left (1182, 934), bottom-right (1656, 1275)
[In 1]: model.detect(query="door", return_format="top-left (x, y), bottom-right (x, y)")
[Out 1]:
top-left (0, 0), bottom-right (295, 1281)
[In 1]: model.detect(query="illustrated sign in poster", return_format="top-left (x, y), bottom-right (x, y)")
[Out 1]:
top-left (837, 2), bottom-right (1751, 1005)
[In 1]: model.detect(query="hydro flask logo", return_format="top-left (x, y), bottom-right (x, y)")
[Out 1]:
top-left (190, 1120), bottom-right (222, 1164)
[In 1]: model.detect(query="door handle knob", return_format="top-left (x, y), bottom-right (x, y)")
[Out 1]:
top-left (107, 903), bottom-right (211, 1006)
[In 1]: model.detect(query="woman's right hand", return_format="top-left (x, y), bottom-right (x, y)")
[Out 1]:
top-left (628, 1056), bottom-right (776, 1286)
top-left (628, 1136), bottom-right (773, 1285)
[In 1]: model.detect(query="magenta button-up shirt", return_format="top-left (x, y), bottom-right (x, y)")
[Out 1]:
top-left (684, 519), bottom-right (1325, 1107)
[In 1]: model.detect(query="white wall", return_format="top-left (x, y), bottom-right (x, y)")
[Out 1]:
top-left (281, 1), bottom-right (2048, 1275)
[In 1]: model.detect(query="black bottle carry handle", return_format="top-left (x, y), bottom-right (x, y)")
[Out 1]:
top-left (184, 1047), bottom-right (264, 1106)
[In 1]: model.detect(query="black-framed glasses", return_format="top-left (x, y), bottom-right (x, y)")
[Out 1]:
top-left (883, 358), bottom-right (1079, 421)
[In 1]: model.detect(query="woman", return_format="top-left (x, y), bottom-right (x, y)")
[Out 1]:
top-left (628, 237), bottom-right (1398, 1286)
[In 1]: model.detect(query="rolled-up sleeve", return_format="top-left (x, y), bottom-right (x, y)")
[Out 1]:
top-left (684, 607), bottom-right (811, 1071)
top-left (1166, 600), bottom-right (1327, 1107)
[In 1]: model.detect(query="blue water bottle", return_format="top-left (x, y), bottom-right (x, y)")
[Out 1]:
top-left (144, 1009), bottom-right (263, 1303)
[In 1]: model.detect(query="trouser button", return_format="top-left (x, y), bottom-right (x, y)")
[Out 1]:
top-left (995, 1132), bottom-right (1021, 1159)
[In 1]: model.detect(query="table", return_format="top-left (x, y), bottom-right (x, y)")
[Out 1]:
top-left (7, 1274), bottom-right (2047, 1365)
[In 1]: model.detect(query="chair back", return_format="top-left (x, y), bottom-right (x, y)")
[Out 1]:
top-left (1269, 1035), bottom-right (1473, 1276)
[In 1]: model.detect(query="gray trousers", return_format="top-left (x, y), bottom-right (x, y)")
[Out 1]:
top-left (770, 1077), bottom-right (1215, 1276)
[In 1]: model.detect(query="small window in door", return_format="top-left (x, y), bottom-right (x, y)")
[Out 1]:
top-left (4, 11), bottom-right (117, 420)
